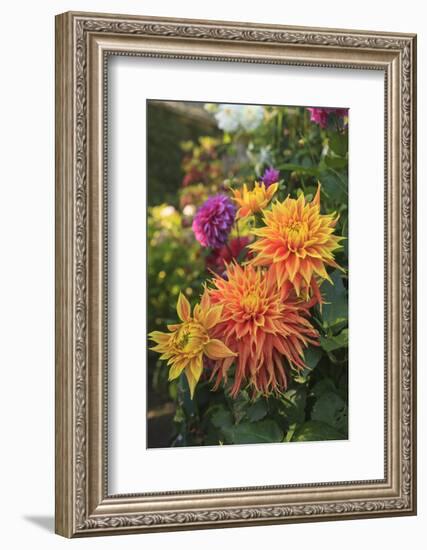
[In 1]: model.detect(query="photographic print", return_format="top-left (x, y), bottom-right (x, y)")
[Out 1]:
top-left (147, 100), bottom-right (349, 448)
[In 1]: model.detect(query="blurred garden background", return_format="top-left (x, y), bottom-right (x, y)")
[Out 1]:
top-left (147, 100), bottom-right (349, 448)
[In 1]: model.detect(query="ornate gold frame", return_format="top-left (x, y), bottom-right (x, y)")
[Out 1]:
top-left (55, 11), bottom-right (417, 537)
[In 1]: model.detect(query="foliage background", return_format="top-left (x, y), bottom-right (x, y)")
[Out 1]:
top-left (147, 100), bottom-right (348, 448)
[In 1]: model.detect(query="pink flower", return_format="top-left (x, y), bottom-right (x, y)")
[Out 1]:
top-left (307, 107), bottom-right (348, 129)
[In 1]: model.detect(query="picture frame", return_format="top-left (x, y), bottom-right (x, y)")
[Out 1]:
top-left (55, 11), bottom-right (417, 537)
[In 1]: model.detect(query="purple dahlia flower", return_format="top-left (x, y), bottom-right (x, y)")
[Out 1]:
top-left (307, 107), bottom-right (348, 128)
top-left (261, 167), bottom-right (280, 188)
top-left (192, 194), bottom-right (236, 249)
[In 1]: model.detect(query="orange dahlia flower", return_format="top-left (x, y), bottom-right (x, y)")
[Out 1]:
top-left (149, 293), bottom-right (236, 398)
top-left (231, 181), bottom-right (278, 219)
top-left (249, 184), bottom-right (344, 299)
top-left (207, 263), bottom-right (319, 397)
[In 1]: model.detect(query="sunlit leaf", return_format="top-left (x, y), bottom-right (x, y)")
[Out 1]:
top-left (320, 329), bottom-right (348, 352)
top-left (292, 420), bottom-right (345, 442)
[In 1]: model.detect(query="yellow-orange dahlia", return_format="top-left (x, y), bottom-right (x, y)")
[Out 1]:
top-left (231, 181), bottom-right (278, 219)
top-left (249, 184), bottom-right (344, 299)
top-left (149, 293), bottom-right (236, 398)
top-left (207, 263), bottom-right (319, 397)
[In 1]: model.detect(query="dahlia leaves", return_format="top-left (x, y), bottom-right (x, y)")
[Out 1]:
top-left (311, 392), bottom-right (348, 435)
top-left (323, 155), bottom-right (348, 170)
top-left (320, 171), bottom-right (348, 204)
top-left (328, 130), bottom-right (348, 157)
top-left (276, 163), bottom-right (321, 177)
top-left (311, 378), bottom-right (337, 399)
top-left (321, 270), bottom-right (348, 327)
top-left (292, 421), bottom-right (345, 442)
top-left (223, 419), bottom-right (283, 445)
top-left (303, 346), bottom-right (323, 370)
top-left (211, 407), bottom-right (233, 429)
top-left (246, 399), bottom-right (268, 422)
top-left (320, 329), bottom-right (348, 353)
top-left (231, 390), bottom-right (250, 424)
top-left (279, 387), bottom-right (307, 425)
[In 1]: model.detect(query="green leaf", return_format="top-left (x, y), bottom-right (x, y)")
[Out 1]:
top-left (277, 163), bottom-right (321, 177)
top-left (284, 423), bottom-right (297, 442)
top-left (293, 347), bottom-right (322, 383)
top-left (211, 408), bottom-right (233, 429)
top-left (246, 399), bottom-right (268, 422)
top-left (293, 373), bottom-right (309, 384)
top-left (292, 420), bottom-right (345, 442)
top-left (312, 392), bottom-right (348, 434)
top-left (173, 408), bottom-right (185, 423)
top-left (232, 390), bottom-right (250, 424)
top-left (324, 156), bottom-right (348, 170)
top-left (328, 131), bottom-right (348, 157)
top-left (279, 387), bottom-right (306, 424)
top-left (304, 346), bottom-right (323, 370)
top-left (321, 271), bottom-right (348, 326)
top-left (327, 318), bottom-right (348, 334)
top-left (168, 380), bottom-right (178, 400)
top-left (311, 378), bottom-right (337, 398)
top-left (223, 419), bottom-right (283, 444)
top-left (320, 329), bottom-right (348, 352)
top-left (320, 170), bottom-right (348, 203)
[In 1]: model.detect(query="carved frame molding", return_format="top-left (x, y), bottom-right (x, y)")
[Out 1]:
top-left (55, 12), bottom-right (416, 537)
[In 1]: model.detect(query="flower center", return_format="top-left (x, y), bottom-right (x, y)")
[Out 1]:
top-left (241, 291), bottom-right (260, 314)
top-left (249, 195), bottom-right (261, 211)
top-left (283, 220), bottom-right (308, 251)
top-left (172, 322), bottom-right (208, 355)
top-left (289, 221), bottom-right (302, 232)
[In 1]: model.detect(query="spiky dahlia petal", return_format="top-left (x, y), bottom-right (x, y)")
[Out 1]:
top-left (185, 368), bottom-right (198, 399)
top-left (207, 263), bottom-right (319, 397)
top-left (149, 331), bottom-right (172, 346)
top-left (169, 361), bottom-right (186, 381)
top-left (232, 181), bottom-right (278, 219)
top-left (205, 339), bottom-right (237, 359)
top-left (202, 306), bottom-right (224, 330)
top-left (176, 292), bottom-right (191, 321)
top-left (249, 184), bottom-right (343, 301)
top-left (148, 293), bottom-right (235, 399)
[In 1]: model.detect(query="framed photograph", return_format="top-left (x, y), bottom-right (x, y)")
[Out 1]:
top-left (55, 11), bottom-right (417, 537)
